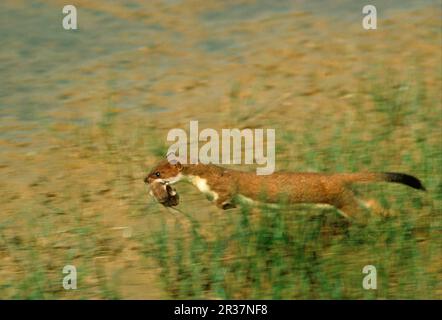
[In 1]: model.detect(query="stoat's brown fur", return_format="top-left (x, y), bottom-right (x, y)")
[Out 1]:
top-left (144, 160), bottom-right (425, 221)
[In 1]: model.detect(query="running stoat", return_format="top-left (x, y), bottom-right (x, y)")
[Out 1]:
top-left (144, 160), bottom-right (425, 220)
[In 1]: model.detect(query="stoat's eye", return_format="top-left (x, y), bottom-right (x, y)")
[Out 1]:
top-left (155, 172), bottom-right (160, 177)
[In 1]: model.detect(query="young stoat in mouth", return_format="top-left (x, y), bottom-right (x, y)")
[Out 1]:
top-left (144, 160), bottom-right (426, 221)
top-left (149, 180), bottom-right (179, 207)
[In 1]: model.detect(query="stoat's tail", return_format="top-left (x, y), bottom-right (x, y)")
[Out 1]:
top-left (341, 172), bottom-right (426, 191)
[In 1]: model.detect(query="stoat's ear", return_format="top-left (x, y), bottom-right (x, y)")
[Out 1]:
top-left (166, 152), bottom-right (183, 171)
top-left (175, 161), bottom-right (183, 171)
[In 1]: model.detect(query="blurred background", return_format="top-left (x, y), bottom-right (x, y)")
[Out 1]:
top-left (0, 0), bottom-right (440, 299)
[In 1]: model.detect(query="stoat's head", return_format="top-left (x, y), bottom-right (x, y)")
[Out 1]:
top-left (144, 159), bottom-right (184, 185)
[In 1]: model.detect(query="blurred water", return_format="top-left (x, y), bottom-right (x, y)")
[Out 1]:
top-left (0, 0), bottom-right (436, 125)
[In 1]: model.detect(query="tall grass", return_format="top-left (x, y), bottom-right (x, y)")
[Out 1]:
top-left (146, 194), bottom-right (439, 299)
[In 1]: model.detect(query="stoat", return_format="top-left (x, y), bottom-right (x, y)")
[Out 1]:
top-left (144, 160), bottom-right (425, 220)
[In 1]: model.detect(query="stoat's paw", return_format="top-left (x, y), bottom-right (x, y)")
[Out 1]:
top-left (221, 201), bottom-right (236, 210)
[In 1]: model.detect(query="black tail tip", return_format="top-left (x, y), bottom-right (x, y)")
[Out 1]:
top-left (384, 172), bottom-right (426, 191)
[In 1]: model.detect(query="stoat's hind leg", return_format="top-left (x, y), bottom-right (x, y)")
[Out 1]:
top-left (359, 198), bottom-right (387, 217)
top-left (333, 190), bottom-right (370, 225)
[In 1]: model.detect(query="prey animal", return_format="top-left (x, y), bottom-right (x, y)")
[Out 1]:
top-left (149, 179), bottom-right (180, 207)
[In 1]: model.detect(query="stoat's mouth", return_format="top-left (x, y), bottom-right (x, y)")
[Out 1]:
top-left (147, 174), bottom-right (182, 188)
top-left (150, 178), bottom-right (167, 185)
top-left (164, 174), bottom-right (183, 185)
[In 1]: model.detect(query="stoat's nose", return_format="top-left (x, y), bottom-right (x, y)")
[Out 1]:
top-left (144, 176), bottom-right (149, 184)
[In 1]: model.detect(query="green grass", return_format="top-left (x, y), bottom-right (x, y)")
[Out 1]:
top-left (147, 195), bottom-right (439, 299)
